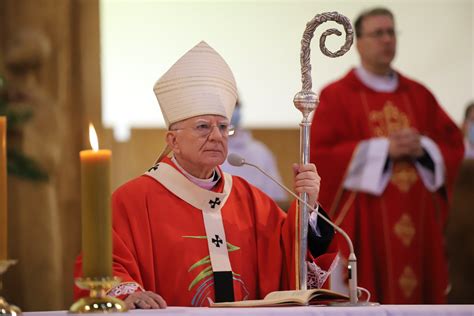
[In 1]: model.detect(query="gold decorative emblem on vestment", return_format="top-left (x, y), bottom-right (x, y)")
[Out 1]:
top-left (369, 101), bottom-right (410, 137)
top-left (394, 213), bottom-right (416, 246)
top-left (398, 266), bottom-right (418, 299)
top-left (390, 162), bottom-right (418, 192)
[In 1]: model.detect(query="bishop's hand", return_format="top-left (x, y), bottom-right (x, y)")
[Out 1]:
top-left (292, 163), bottom-right (321, 210)
top-left (124, 291), bottom-right (167, 309)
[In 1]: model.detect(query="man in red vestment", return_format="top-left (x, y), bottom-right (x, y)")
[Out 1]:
top-left (310, 8), bottom-right (464, 304)
top-left (75, 41), bottom-right (337, 308)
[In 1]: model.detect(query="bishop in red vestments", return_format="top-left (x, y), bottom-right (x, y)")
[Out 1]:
top-left (310, 8), bottom-right (464, 304)
top-left (75, 41), bottom-right (337, 308)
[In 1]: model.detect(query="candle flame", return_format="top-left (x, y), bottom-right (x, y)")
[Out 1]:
top-left (89, 123), bottom-right (99, 151)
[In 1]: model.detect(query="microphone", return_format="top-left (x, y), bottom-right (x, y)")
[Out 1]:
top-left (227, 153), bottom-right (374, 306)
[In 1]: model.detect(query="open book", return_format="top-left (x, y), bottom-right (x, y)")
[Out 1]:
top-left (210, 289), bottom-right (348, 307)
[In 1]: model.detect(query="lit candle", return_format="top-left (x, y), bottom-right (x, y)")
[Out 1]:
top-left (0, 116), bottom-right (7, 260)
top-left (80, 123), bottom-right (112, 278)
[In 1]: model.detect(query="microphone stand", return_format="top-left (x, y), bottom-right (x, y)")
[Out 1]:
top-left (239, 159), bottom-right (358, 303)
top-left (293, 11), bottom-right (353, 293)
top-left (231, 156), bottom-right (378, 306)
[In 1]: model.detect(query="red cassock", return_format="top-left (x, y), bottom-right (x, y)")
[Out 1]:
top-left (74, 157), bottom-right (337, 306)
top-left (310, 69), bottom-right (464, 304)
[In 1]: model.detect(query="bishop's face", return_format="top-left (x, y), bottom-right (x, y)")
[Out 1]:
top-left (356, 14), bottom-right (397, 75)
top-left (166, 114), bottom-right (230, 179)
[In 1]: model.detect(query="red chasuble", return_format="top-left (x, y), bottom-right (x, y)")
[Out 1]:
top-left (310, 69), bottom-right (464, 304)
top-left (74, 157), bottom-right (336, 306)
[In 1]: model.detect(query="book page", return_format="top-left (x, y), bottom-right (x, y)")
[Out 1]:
top-left (264, 290), bottom-right (313, 303)
top-left (210, 289), bottom-right (348, 307)
top-left (211, 298), bottom-right (301, 308)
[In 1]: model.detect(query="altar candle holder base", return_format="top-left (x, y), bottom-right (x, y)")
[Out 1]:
top-left (0, 297), bottom-right (22, 316)
top-left (0, 260), bottom-right (22, 315)
top-left (69, 277), bottom-right (127, 313)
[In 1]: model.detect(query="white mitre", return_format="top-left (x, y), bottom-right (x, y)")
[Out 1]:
top-left (153, 41), bottom-right (238, 128)
top-left (153, 41), bottom-right (237, 163)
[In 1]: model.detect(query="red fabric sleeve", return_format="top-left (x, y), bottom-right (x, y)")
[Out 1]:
top-left (405, 82), bottom-right (464, 225)
top-left (310, 85), bottom-right (359, 213)
top-left (236, 180), bottom-right (291, 296)
top-left (422, 90), bottom-right (464, 192)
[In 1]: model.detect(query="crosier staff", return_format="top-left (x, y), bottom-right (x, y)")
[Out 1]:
top-left (293, 11), bottom-right (353, 291)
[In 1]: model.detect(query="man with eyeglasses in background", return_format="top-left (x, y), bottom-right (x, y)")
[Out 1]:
top-left (75, 41), bottom-right (338, 309)
top-left (309, 7), bottom-right (464, 304)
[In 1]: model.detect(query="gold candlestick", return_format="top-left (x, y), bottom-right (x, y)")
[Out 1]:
top-left (80, 124), bottom-right (112, 278)
top-left (69, 277), bottom-right (127, 313)
top-left (0, 260), bottom-right (22, 315)
top-left (69, 124), bottom-right (126, 313)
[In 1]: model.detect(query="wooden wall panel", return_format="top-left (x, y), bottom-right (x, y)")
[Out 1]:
top-left (0, 0), bottom-right (101, 311)
top-left (251, 128), bottom-right (300, 191)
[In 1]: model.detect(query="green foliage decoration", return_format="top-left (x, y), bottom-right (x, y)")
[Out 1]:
top-left (0, 74), bottom-right (48, 181)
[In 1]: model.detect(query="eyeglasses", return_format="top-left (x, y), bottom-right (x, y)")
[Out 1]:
top-left (360, 28), bottom-right (396, 39)
top-left (171, 121), bottom-right (234, 138)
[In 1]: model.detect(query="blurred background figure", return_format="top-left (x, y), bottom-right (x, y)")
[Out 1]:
top-left (446, 157), bottom-right (474, 303)
top-left (310, 7), bottom-right (464, 304)
top-left (462, 101), bottom-right (474, 159)
top-left (446, 100), bottom-right (474, 303)
top-left (221, 100), bottom-right (287, 204)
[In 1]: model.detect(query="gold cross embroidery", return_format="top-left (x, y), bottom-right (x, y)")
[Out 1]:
top-left (398, 266), bottom-right (418, 299)
top-left (369, 101), bottom-right (410, 137)
top-left (394, 213), bottom-right (416, 247)
top-left (390, 162), bottom-right (418, 192)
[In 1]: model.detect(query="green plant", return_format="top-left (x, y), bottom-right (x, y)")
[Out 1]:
top-left (0, 74), bottom-right (48, 181)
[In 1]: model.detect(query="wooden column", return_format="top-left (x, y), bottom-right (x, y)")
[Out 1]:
top-left (0, 0), bottom-right (101, 311)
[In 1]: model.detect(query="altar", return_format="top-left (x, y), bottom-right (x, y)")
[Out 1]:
top-left (23, 305), bottom-right (474, 316)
